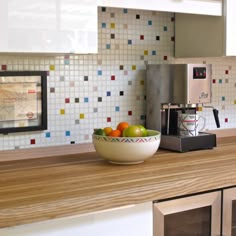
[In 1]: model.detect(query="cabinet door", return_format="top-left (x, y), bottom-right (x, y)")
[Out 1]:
top-left (223, 187), bottom-right (236, 236)
top-left (0, 202), bottom-right (152, 236)
top-left (0, 0), bottom-right (97, 53)
top-left (153, 191), bottom-right (221, 236)
top-left (225, 0), bottom-right (236, 56)
top-left (98, 0), bottom-right (222, 16)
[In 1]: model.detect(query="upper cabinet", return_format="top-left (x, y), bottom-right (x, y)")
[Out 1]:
top-left (175, 0), bottom-right (236, 57)
top-left (0, 0), bottom-right (98, 54)
top-left (98, 0), bottom-right (222, 16)
top-left (225, 0), bottom-right (236, 56)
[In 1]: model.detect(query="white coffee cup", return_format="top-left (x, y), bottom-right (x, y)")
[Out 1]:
top-left (178, 114), bottom-right (206, 136)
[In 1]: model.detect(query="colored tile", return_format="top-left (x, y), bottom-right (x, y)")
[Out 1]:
top-left (84, 97), bottom-right (89, 103)
top-left (115, 106), bottom-right (120, 112)
top-left (152, 50), bottom-right (156, 55)
top-left (1, 65), bottom-right (7, 70)
top-left (212, 79), bottom-right (216, 84)
top-left (164, 56), bottom-right (168, 60)
top-left (140, 35), bottom-right (144, 40)
top-left (106, 91), bottom-right (111, 96)
top-left (111, 75), bottom-right (115, 80)
top-left (219, 79), bottom-right (223, 84)
top-left (128, 39), bottom-right (132, 45)
top-left (222, 96), bottom-right (225, 101)
top-left (110, 23), bottom-right (115, 29)
top-left (106, 44), bottom-right (111, 49)
top-left (123, 9), bottom-right (128, 14)
top-left (225, 118), bottom-right (228, 122)
top-left (60, 109), bottom-right (65, 115)
top-left (148, 20), bottom-right (152, 26)
top-left (65, 98), bottom-right (70, 103)
top-left (144, 50), bottom-right (148, 55)
top-left (101, 22), bottom-right (106, 28)
top-left (132, 65), bottom-right (136, 70)
top-left (97, 70), bottom-right (102, 76)
top-left (225, 70), bottom-right (229, 74)
top-left (128, 111), bottom-right (132, 116)
top-left (50, 65), bottom-right (55, 71)
top-left (107, 117), bottom-right (111, 122)
top-left (65, 131), bottom-right (70, 136)
top-left (30, 139), bottom-right (36, 145)
top-left (45, 132), bottom-right (51, 138)
top-left (80, 114), bottom-right (85, 119)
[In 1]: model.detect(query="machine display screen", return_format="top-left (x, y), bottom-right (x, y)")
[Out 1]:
top-left (193, 67), bottom-right (206, 79)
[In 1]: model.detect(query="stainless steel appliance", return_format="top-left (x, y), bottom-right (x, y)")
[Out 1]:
top-left (146, 64), bottom-right (220, 152)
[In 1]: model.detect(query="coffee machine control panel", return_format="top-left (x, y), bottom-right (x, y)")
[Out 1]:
top-left (193, 67), bottom-right (206, 79)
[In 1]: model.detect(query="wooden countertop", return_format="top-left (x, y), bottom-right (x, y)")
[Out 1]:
top-left (1, 136), bottom-right (236, 228)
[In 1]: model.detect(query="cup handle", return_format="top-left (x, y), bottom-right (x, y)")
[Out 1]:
top-left (198, 116), bottom-right (206, 132)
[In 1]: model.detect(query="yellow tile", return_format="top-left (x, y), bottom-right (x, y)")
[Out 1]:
top-left (144, 50), bottom-right (148, 55)
top-left (110, 23), bottom-right (115, 29)
top-left (234, 100), bottom-right (236, 104)
top-left (197, 107), bottom-right (203, 112)
top-left (50, 65), bottom-right (55, 71)
top-left (132, 65), bottom-right (136, 70)
top-left (60, 109), bottom-right (65, 115)
top-left (80, 114), bottom-right (85, 119)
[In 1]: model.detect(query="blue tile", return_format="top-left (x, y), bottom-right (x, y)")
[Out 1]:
top-left (65, 131), bottom-right (70, 136)
top-left (148, 20), bottom-right (152, 26)
top-left (106, 44), bottom-right (111, 49)
top-left (45, 132), bottom-right (51, 138)
top-left (152, 50), bottom-right (156, 55)
top-left (84, 97), bottom-right (89, 102)
top-left (101, 22), bottom-right (106, 28)
top-left (128, 39), bottom-right (132, 45)
top-left (115, 106), bottom-right (120, 112)
top-left (107, 91), bottom-right (111, 96)
top-left (98, 70), bottom-right (102, 76)
top-left (123, 9), bottom-right (128, 13)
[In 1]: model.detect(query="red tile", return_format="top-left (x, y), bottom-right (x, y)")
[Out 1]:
top-left (163, 56), bottom-right (168, 60)
top-left (128, 111), bottom-right (132, 116)
top-left (225, 70), bottom-right (229, 74)
top-left (213, 79), bottom-right (216, 84)
top-left (140, 35), bottom-right (144, 40)
top-left (107, 117), bottom-right (111, 122)
top-left (111, 75), bottom-right (115, 80)
top-left (30, 139), bottom-right (36, 145)
top-left (1, 65), bottom-right (7, 70)
top-left (225, 118), bottom-right (228, 122)
top-left (65, 98), bottom-right (70, 103)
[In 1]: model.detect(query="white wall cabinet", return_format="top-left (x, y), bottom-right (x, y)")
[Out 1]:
top-left (0, 0), bottom-right (98, 54)
top-left (98, 0), bottom-right (222, 16)
top-left (0, 202), bottom-right (152, 236)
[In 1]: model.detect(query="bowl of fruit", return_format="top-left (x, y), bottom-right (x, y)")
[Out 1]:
top-left (92, 122), bottom-right (161, 165)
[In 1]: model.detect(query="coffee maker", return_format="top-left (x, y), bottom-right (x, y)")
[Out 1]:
top-left (146, 64), bottom-right (220, 152)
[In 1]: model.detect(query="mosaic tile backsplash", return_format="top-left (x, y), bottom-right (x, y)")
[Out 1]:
top-left (0, 7), bottom-right (236, 150)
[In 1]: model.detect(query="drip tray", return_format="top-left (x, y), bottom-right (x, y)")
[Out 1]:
top-left (160, 132), bottom-right (216, 152)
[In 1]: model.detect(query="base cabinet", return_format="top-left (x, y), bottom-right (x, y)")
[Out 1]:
top-left (0, 202), bottom-right (152, 236)
top-left (223, 188), bottom-right (236, 236)
top-left (153, 191), bottom-right (221, 236)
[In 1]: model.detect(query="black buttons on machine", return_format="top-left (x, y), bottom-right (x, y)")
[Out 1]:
top-left (193, 67), bottom-right (206, 79)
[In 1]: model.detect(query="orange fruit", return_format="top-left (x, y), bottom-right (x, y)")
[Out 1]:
top-left (122, 125), bottom-right (142, 137)
top-left (108, 129), bottom-right (122, 137)
top-left (117, 122), bottom-right (129, 134)
top-left (103, 127), bottom-right (113, 136)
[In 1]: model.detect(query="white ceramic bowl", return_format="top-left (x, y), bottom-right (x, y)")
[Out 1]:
top-left (92, 130), bottom-right (161, 165)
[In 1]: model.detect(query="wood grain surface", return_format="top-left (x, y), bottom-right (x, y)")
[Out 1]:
top-left (1, 137), bottom-right (236, 228)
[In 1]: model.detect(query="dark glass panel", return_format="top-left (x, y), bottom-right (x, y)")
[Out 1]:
top-left (164, 206), bottom-right (211, 236)
top-left (232, 200), bottom-right (236, 236)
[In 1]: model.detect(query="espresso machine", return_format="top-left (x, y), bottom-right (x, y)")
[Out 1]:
top-left (146, 64), bottom-right (220, 152)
